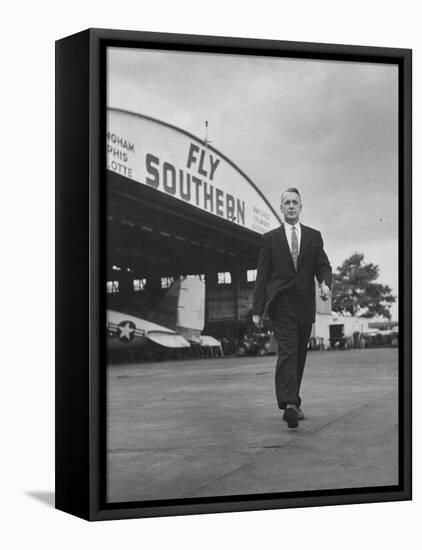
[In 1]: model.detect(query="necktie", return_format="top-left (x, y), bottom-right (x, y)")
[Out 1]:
top-left (291, 226), bottom-right (299, 269)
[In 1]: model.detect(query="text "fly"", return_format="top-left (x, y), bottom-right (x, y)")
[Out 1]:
top-left (186, 143), bottom-right (220, 180)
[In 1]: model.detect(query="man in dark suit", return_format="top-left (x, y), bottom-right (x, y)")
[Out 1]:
top-left (252, 188), bottom-right (332, 429)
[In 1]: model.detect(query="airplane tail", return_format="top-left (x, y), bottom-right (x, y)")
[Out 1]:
top-left (149, 277), bottom-right (205, 343)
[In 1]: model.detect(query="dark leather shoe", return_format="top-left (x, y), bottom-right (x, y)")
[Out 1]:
top-left (297, 407), bottom-right (305, 421)
top-left (283, 407), bottom-right (299, 429)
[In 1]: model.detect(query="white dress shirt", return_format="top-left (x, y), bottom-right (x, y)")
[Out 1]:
top-left (284, 222), bottom-right (301, 253)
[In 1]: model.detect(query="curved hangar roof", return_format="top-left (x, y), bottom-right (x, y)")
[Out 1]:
top-left (107, 108), bottom-right (281, 234)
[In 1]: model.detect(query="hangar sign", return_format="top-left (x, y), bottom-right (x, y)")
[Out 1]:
top-left (107, 108), bottom-right (281, 233)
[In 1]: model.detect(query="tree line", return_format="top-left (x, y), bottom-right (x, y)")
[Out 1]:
top-left (331, 253), bottom-right (395, 320)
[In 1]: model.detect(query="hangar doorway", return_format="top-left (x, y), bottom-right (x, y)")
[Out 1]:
top-left (107, 171), bottom-right (264, 344)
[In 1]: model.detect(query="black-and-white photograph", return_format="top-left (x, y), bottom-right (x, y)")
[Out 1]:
top-left (105, 46), bottom-right (399, 504)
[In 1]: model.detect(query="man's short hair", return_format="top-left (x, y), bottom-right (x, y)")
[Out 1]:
top-left (281, 187), bottom-right (301, 203)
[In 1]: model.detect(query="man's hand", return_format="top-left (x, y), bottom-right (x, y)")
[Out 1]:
top-left (252, 314), bottom-right (262, 328)
top-left (319, 282), bottom-right (331, 302)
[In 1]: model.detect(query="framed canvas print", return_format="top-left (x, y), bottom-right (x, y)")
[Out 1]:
top-left (55, 28), bottom-right (412, 520)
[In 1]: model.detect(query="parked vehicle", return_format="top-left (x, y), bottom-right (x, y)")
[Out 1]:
top-left (361, 329), bottom-right (399, 348)
top-left (237, 332), bottom-right (277, 357)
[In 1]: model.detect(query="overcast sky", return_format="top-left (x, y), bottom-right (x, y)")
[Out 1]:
top-left (107, 48), bottom-right (399, 319)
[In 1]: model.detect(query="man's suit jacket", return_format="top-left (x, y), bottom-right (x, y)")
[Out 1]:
top-left (252, 224), bottom-right (332, 325)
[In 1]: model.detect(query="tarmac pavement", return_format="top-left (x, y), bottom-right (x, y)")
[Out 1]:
top-left (107, 348), bottom-right (398, 503)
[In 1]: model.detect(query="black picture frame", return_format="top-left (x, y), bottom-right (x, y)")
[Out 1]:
top-left (55, 28), bottom-right (412, 521)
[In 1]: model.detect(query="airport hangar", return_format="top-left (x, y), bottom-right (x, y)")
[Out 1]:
top-left (106, 108), bottom-right (331, 347)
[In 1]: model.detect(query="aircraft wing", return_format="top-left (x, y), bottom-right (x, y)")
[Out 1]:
top-left (107, 310), bottom-right (191, 349)
top-left (147, 331), bottom-right (191, 348)
top-left (200, 335), bottom-right (222, 347)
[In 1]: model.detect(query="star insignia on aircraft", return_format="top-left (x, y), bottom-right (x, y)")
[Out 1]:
top-left (117, 320), bottom-right (136, 342)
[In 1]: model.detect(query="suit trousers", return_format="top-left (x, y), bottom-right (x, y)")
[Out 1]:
top-left (270, 291), bottom-right (312, 409)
